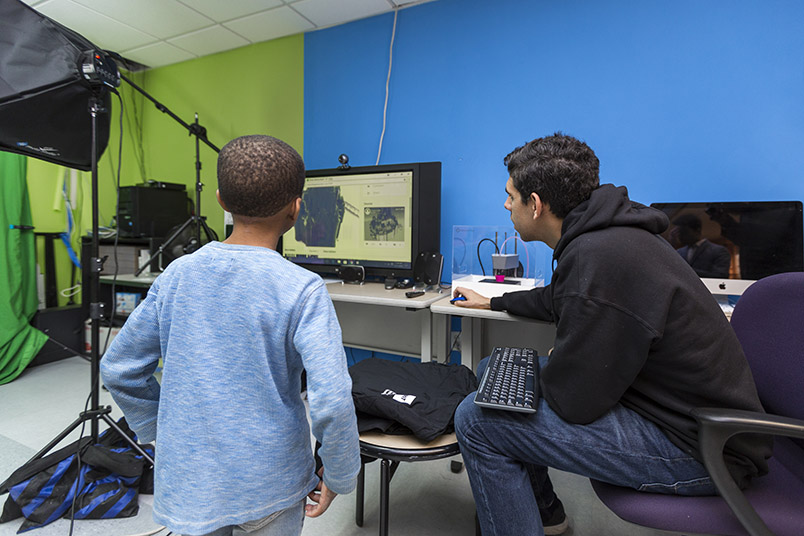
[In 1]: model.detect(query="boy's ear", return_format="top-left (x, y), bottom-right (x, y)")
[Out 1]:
top-left (216, 190), bottom-right (228, 212)
top-left (288, 197), bottom-right (302, 222)
top-left (281, 197), bottom-right (302, 235)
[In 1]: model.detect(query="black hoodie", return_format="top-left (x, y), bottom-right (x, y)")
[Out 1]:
top-left (490, 184), bottom-right (772, 487)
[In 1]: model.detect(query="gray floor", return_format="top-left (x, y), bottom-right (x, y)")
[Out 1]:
top-left (0, 356), bottom-right (682, 536)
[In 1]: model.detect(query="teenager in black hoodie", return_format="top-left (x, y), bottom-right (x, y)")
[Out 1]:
top-left (452, 133), bottom-right (772, 536)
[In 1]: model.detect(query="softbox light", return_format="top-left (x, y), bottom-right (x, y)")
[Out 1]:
top-left (0, 0), bottom-right (115, 171)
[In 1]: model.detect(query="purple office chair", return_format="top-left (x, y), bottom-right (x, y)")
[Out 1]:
top-left (591, 271), bottom-right (804, 536)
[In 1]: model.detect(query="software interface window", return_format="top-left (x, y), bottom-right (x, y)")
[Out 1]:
top-left (284, 171), bottom-right (414, 270)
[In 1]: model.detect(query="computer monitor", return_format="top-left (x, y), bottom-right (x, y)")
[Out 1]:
top-left (282, 162), bottom-right (441, 281)
top-left (651, 201), bottom-right (804, 295)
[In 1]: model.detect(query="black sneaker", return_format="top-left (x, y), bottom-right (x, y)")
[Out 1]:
top-left (540, 497), bottom-right (569, 535)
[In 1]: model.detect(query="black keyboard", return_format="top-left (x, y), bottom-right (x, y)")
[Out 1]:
top-left (474, 346), bottom-right (538, 413)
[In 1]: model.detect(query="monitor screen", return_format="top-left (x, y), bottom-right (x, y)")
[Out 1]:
top-left (282, 162), bottom-right (441, 280)
top-left (651, 201), bottom-right (804, 284)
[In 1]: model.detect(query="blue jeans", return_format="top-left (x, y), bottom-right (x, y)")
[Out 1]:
top-left (189, 500), bottom-right (305, 536)
top-left (455, 356), bottom-right (715, 536)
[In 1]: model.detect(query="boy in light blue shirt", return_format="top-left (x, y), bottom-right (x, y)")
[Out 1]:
top-left (100, 135), bottom-right (360, 536)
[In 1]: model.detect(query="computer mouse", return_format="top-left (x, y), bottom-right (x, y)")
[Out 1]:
top-left (394, 278), bottom-right (414, 289)
top-left (450, 296), bottom-right (467, 304)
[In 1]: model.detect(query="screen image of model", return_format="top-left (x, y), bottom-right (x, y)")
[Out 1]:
top-left (294, 186), bottom-right (345, 247)
top-left (365, 207), bottom-right (405, 242)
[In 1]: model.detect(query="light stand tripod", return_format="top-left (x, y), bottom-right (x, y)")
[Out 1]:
top-left (0, 89), bottom-right (154, 494)
top-left (121, 74), bottom-right (220, 277)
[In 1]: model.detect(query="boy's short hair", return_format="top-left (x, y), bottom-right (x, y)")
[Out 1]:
top-left (504, 132), bottom-right (599, 219)
top-left (217, 135), bottom-right (305, 218)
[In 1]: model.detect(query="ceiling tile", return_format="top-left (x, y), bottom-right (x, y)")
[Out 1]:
top-left (224, 6), bottom-right (314, 43)
top-left (176, 0), bottom-right (284, 23)
top-left (168, 26), bottom-right (250, 57)
top-left (31, 0), bottom-right (156, 52)
top-left (291, 0), bottom-right (390, 28)
top-left (120, 41), bottom-right (196, 69)
top-left (19, 0), bottom-right (441, 70)
top-left (70, 0), bottom-right (214, 39)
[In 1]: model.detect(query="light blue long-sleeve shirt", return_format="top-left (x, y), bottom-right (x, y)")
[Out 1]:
top-left (100, 242), bottom-right (360, 535)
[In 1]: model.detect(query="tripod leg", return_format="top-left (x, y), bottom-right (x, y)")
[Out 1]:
top-left (0, 414), bottom-right (89, 491)
top-left (134, 217), bottom-right (195, 276)
top-left (100, 413), bottom-right (155, 466)
top-left (25, 415), bottom-right (85, 463)
top-left (199, 216), bottom-right (218, 242)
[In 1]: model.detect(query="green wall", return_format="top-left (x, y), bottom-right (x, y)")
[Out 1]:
top-left (27, 34), bottom-right (304, 307)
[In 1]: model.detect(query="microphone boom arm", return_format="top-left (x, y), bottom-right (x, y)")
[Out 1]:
top-left (118, 72), bottom-right (219, 153)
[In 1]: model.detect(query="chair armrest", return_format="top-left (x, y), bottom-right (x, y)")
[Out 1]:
top-left (692, 407), bottom-right (804, 439)
top-left (691, 407), bottom-right (804, 536)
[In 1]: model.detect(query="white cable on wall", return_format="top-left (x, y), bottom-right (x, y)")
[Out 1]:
top-left (376, 8), bottom-right (399, 165)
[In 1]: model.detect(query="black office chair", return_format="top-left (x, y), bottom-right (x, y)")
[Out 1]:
top-left (591, 272), bottom-right (804, 535)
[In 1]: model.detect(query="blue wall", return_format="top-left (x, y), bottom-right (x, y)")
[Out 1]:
top-left (304, 0), bottom-right (804, 281)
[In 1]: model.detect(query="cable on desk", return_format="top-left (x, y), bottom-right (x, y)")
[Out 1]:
top-left (476, 238), bottom-right (499, 276)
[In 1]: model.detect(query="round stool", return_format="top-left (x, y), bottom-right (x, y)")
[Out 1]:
top-left (356, 431), bottom-right (462, 536)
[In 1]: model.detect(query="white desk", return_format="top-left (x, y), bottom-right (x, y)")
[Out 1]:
top-left (102, 275), bottom-right (545, 367)
top-left (326, 282), bottom-right (447, 362)
top-left (100, 276), bottom-right (447, 361)
top-left (430, 296), bottom-right (556, 371)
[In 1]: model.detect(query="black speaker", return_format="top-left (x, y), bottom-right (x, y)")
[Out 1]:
top-left (118, 185), bottom-right (190, 238)
top-left (414, 251), bottom-right (443, 286)
top-left (336, 265), bottom-right (365, 284)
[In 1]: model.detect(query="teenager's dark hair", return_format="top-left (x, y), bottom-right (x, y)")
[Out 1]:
top-left (217, 135), bottom-right (305, 217)
top-left (504, 132), bottom-right (599, 218)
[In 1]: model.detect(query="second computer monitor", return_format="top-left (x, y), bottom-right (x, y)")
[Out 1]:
top-left (651, 200), bottom-right (803, 294)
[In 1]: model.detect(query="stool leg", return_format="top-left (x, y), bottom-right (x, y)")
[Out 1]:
top-left (355, 463), bottom-right (365, 527)
top-left (379, 459), bottom-right (391, 536)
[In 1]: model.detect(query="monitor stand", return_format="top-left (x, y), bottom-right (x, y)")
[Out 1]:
top-left (700, 277), bottom-right (756, 296)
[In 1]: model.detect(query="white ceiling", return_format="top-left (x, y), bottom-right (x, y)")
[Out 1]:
top-left (21, 0), bottom-right (437, 70)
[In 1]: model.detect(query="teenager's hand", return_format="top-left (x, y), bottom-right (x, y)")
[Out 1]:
top-left (305, 468), bottom-right (337, 518)
top-left (453, 287), bottom-right (491, 309)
